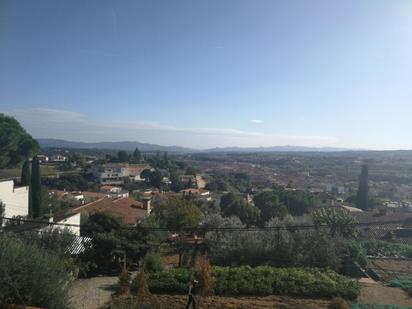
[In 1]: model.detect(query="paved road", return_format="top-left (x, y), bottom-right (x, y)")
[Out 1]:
top-left (69, 276), bottom-right (118, 309)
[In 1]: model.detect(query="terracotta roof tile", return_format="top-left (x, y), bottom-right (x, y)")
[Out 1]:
top-left (73, 197), bottom-right (147, 225)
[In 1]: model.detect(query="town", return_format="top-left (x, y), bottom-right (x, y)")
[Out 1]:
top-left (2, 0), bottom-right (412, 308)
top-left (1, 114), bottom-right (412, 308)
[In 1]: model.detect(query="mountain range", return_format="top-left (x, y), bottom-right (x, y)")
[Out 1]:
top-left (37, 138), bottom-right (354, 153)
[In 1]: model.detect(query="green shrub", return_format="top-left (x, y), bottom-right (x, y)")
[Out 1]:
top-left (345, 240), bottom-right (368, 268)
top-left (143, 252), bottom-right (164, 273)
top-left (361, 240), bottom-right (412, 258)
top-left (148, 266), bottom-right (359, 300)
top-left (0, 234), bottom-right (74, 308)
top-left (149, 268), bottom-right (194, 293)
top-left (389, 277), bottom-right (412, 296)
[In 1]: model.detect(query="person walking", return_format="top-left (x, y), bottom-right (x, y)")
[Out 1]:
top-left (185, 279), bottom-right (198, 309)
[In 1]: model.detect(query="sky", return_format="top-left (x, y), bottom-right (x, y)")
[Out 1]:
top-left (1, 0), bottom-right (412, 150)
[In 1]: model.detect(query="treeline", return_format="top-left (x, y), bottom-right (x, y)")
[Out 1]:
top-left (219, 189), bottom-right (318, 226)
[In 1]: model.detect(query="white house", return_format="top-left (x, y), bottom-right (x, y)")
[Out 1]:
top-left (0, 179), bottom-right (29, 225)
top-left (89, 163), bottom-right (150, 185)
top-left (41, 212), bottom-right (81, 236)
top-left (50, 155), bottom-right (67, 162)
top-left (5, 210), bottom-right (82, 236)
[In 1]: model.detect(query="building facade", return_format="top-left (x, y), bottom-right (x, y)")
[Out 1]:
top-left (0, 180), bottom-right (29, 225)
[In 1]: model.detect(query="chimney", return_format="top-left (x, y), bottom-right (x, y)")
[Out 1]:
top-left (142, 197), bottom-right (151, 214)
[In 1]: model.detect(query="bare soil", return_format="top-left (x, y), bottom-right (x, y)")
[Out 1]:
top-left (358, 280), bottom-right (412, 307)
top-left (155, 294), bottom-right (331, 309)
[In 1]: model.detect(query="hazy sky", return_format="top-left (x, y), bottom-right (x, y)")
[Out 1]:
top-left (1, 0), bottom-right (412, 149)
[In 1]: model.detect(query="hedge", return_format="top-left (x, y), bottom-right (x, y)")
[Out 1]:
top-left (148, 266), bottom-right (359, 300)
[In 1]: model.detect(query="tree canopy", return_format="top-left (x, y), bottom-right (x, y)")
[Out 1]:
top-left (155, 198), bottom-right (202, 231)
top-left (0, 114), bottom-right (39, 168)
top-left (253, 191), bottom-right (288, 225)
top-left (220, 192), bottom-right (260, 226)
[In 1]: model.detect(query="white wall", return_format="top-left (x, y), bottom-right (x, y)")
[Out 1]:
top-left (55, 212), bottom-right (81, 236)
top-left (0, 180), bottom-right (29, 224)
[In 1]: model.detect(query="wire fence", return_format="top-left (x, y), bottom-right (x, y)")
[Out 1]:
top-left (2, 215), bottom-right (412, 308)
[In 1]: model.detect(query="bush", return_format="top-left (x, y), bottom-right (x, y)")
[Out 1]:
top-left (344, 240), bottom-right (368, 268)
top-left (149, 268), bottom-right (194, 294)
top-left (148, 266), bottom-right (359, 300)
top-left (389, 277), bottom-right (412, 296)
top-left (143, 252), bottom-right (164, 273)
top-left (361, 240), bottom-right (412, 258)
top-left (195, 256), bottom-right (214, 296)
top-left (118, 267), bottom-right (131, 295)
top-left (0, 234), bottom-right (74, 308)
top-left (131, 271), bottom-right (152, 300)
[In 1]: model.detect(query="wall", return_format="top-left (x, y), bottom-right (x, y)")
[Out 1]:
top-left (0, 180), bottom-right (29, 224)
top-left (56, 212), bottom-right (81, 236)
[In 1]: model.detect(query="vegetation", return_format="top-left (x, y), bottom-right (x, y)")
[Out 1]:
top-left (275, 188), bottom-right (318, 216)
top-left (357, 164), bottom-right (369, 210)
top-left (154, 198), bottom-right (202, 231)
top-left (195, 256), bottom-right (214, 296)
top-left (329, 297), bottom-right (351, 309)
top-left (148, 266), bottom-right (359, 300)
top-left (43, 173), bottom-right (98, 192)
top-left (203, 214), bottom-right (365, 272)
top-left (389, 277), bottom-right (412, 296)
top-left (0, 114), bottom-right (39, 168)
top-left (361, 240), bottom-right (412, 258)
top-left (118, 266), bottom-right (131, 295)
top-left (0, 234), bottom-right (74, 309)
top-left (132, 270), bottom-right (156, 304)
top-left (220, 192), bottom-right (260, 226)
top-left (253, 191), bottom-right (288, 225)
top-left (20, 160), bottom-right (30, 186)
top-left (0, 201), bottom-right (5, 227)
top-left (81, 213), bottom-right (165, 275)
top-left (142, 252), bottom-right (164, 273)
top-left (30, 155), bottom-right (43, 218)
top-left (313, 208), bottom-right (358, 237)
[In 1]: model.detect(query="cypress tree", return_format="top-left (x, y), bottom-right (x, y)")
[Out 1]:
top-left (30, 156), bottom-right (43, 218)
top-left (21, 160), bottom-right (31, 186)
top-left (356, 164), bottom-right (369, 210)
top-left (133, 147), bottom-right (142, 163)
top-left (163, 151), bottom-right (168, 165)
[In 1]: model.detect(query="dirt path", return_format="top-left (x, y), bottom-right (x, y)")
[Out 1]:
top-left (69, 276), bottom-right (118, 309)
top-left (358, 279), bottom-right (412, 307)
top-left (147, 295), bottom-right (330, 309)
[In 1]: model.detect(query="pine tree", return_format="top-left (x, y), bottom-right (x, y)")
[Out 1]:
top-left (30, 156), bottom-right (43, 218)
top-left (21, 160), bottom-right (31, 186)
top-left (356, 164), bottom-right (369, 210)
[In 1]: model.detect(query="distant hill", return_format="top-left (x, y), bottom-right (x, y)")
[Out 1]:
top-left (205, 145), bottom-right (354, 153)
top-left (37, 138), bottom-right (195, 153)
top-left (37, 138), bottom-right (358, 153)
